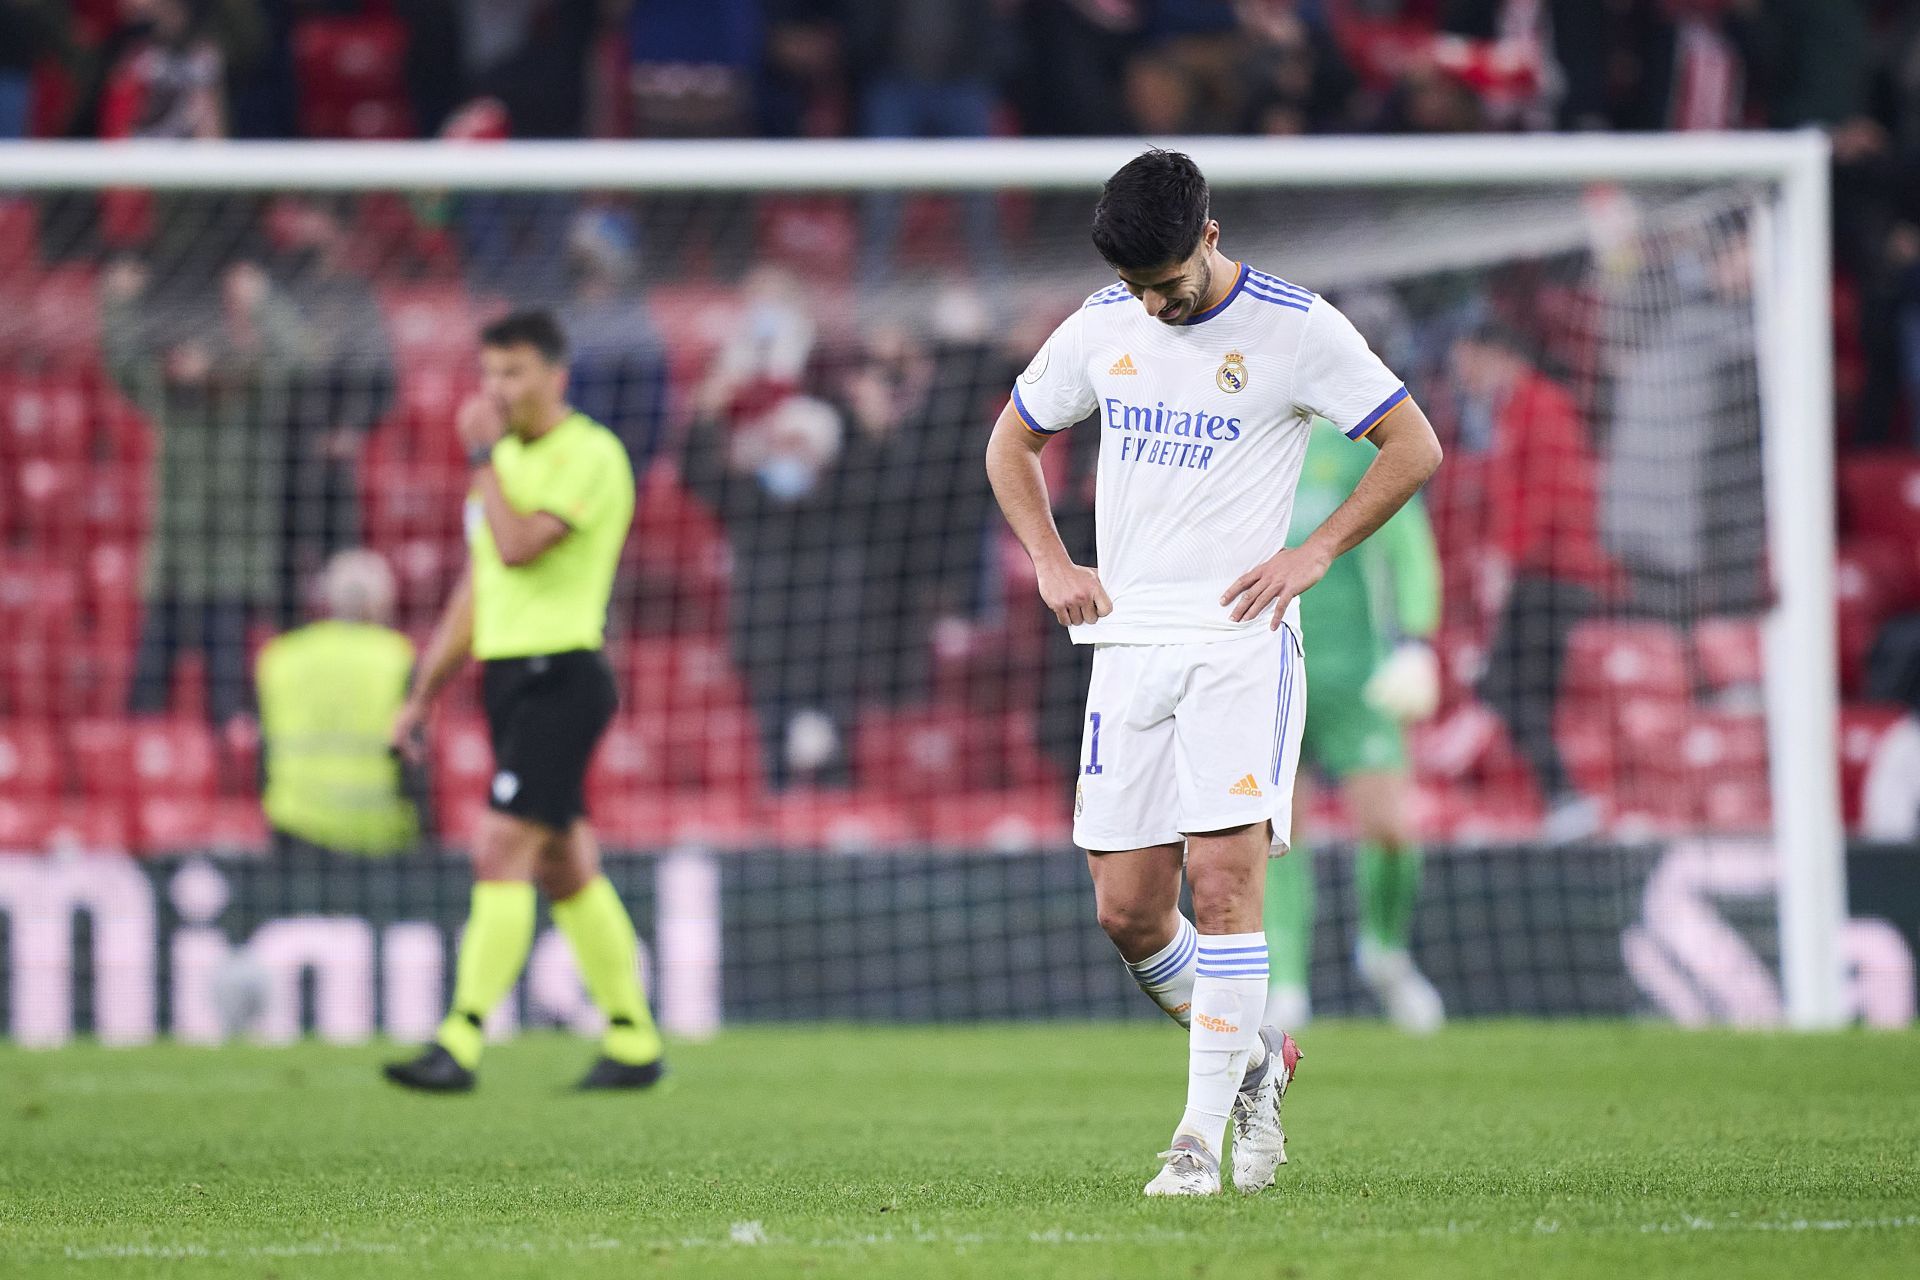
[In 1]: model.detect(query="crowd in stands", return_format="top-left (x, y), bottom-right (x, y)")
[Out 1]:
top-left (1, 0), bottom-right (1919, 853)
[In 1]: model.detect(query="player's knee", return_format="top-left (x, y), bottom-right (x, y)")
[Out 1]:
top-left (472, 814), bottom-right (542, 881)
top-left (1185, 860), bottom-right (1262, 932)
top-left (1095, 898), bottom-right (1169, 954)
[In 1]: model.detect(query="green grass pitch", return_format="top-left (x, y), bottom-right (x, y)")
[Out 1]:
top-left (2, 1023), bottom-right (1916, 1278)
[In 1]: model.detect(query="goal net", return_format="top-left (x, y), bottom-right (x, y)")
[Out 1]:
top-left (0, 135), bottom-right (1850, 1043)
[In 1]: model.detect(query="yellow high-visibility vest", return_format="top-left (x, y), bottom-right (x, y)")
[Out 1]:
top-left (257, 621), bottom-right (419, 856)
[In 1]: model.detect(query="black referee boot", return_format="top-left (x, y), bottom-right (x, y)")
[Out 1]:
top-left (383, 1044), bottom-right (476, 1093)
top-left (574, 1055), bottom-right (668, 1092)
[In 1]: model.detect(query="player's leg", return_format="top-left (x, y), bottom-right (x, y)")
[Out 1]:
top-left (1150, 628), bottom-right (1306, 1195)
top-left (1262, 767), bottom-right (1315, 1030)
top-left (1346, 768), bottom-right (1445, 1034)
top-left (1087, 843), bottom-right (1193, 1023)
top-left (1075, 644), bottom-right (1198, 1024)
top-left (541, 821), bottom-right (668, 1089)
top-left (384, 809), bottom-right (544, 1091)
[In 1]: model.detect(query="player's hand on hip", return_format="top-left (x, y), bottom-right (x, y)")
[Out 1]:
top-left (1223, 544), bottom-right (1331, 628)
top-left (1036, 558), bottom-right (1113, 628)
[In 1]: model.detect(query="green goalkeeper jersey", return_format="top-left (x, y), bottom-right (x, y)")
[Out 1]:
top-left (1287, 423), bottom-right (1441, 679)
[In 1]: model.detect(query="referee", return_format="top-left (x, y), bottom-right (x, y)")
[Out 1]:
top-left (384, 310), bottom-right (664, 1093)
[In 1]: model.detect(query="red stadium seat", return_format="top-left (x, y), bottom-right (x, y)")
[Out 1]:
top-left (853, 707), bottom-right (1059, 798)
top-left (79, 465), bottom-right (153, 549)
top-left (22, 266), bottom-right (101, 369)
top-left (431, 714), bottom-right (494, 817)
top-left (293, 16), bottom-right (414, 140)
top-left (1677, 710), bottom-right (1769, 833)
top-left (1693, 617), bottom-right (1764, 695)
top-left (924, 787), bottom-right (1071, 850)
top-left (83, 541), bottom-right (142, 642)
top-left (138, 795), bottom-right (266, 855)
top-left (0, 796), bottom-right (59, 851)
top-left (767, 788), bottom-right (916, 850)
top-left (586, 716), bottom-right (668, 810)
top-left (8, 457), bottom-right (85, 548)
top-left (1838, 453), bottom-right (1920, 543)
top-left (0, 557), bottom-right (84, 645)
top-left (1611, 698), bottom-right (1696, 823)
top-left (0, 371), bottom-right (90, 464)
top-left (1563, 620), bottom-right (1690, 710)
top-left (0, 720), bottom-right (61, 797)
top-left (52, 634), bottom-right (137, 719)
top-left (69, 717), bottom-right (217, 800)
top-left (1840, 703), bottom-right (1907, 830)
top-left (377, 284), bottom-right (481, 366)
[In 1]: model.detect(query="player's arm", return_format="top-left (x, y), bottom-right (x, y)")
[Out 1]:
top-left (391, 567), bottom-right (474, 763)
top-left (1224, 397), bottom-right (1443, 627)
top-left (985, 399), bottom-right (1111, 627)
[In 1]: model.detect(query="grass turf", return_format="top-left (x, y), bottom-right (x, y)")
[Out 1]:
top-left (1, 1023), bottom-right (1916, 1279)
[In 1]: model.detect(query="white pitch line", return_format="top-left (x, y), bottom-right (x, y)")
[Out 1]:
top-left (45, 1213), bottom-right (1920, 1263)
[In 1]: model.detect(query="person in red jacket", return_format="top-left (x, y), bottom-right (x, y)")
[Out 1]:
top-left (1448, 321), bottom-right (1616, 841)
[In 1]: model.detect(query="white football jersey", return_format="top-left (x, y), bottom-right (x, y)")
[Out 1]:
top-left (1013, 263), bottom-right (1407, 645)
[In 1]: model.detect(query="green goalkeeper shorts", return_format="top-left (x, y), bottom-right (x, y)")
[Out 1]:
top-left (1300, 659), bottom-right (1407, 780)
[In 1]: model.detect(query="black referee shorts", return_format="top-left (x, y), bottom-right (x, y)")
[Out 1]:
top-left (480, 649), bottom-right (618, 832)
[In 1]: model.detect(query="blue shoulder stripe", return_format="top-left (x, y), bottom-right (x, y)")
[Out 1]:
top-left (1247, 270), bottom-right (1314, 302)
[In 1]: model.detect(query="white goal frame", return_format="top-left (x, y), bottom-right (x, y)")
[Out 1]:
top-left (0, 131), bottom-right (1843, 1028)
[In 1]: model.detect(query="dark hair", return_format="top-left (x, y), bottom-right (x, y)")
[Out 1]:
top-left (480, 310), bottom-right (568, 364)
top-left (1090, 149), bottom-right (1211, 271)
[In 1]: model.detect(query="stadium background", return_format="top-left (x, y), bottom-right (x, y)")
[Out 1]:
top-left (2, 0), bottom-right (1920, 1047)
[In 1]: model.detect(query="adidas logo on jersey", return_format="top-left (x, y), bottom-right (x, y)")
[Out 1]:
top-left (1228, 774), bottom-right (1263, 798)
top-left (1108, 353), bottom-right (1139, 376)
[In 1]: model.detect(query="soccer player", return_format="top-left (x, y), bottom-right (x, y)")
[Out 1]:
top-left (985, 150), bottom-right (1442, 1195)
top-left (1263, 424), bottom-right (1446, 1035)
top-left (383, 310), bottom-right (666, 1093)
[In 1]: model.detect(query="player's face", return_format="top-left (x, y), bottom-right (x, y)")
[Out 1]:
top-left (1113, 221), bottom-right (1221, 326)
top-left (479, 343), bottom-right (567, 432)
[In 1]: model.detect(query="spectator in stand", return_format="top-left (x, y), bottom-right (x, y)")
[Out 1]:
top-left (1846, 4), bottom-right (1920, 448)
top-left (94, 0), bottom-right (234, 139)
top-left (1010, 0), bottom-right (1143, 138)
top-left (103, 253), bottom-right (307, 727)
top-left (1614, 0), bottom-right (1761, 132)
top-left (760, 0), bottom-right (846, 138)
top-left (1232, 0), bottom-right (1357, 135)
top-left (693, 264), bottom-right (817, 418)
top-left (1446, 320), bottom-right (1616, 841)
top-left (836, 0), bottom-right (1009, 280)
top-left (628, 0), bottom-right (762, 137)
top-left (0, 1), bottom-right (72, 138)
top-left (681, 394), bottom-right (866, 788)
top-left (458, 0), bottom-right (600, 138)
top-left (257, 549), bottom-right (422, 858)
top-left (558, 204), bottom-right (671, 470)
top-left (268, 195), bottom-right (397, 625)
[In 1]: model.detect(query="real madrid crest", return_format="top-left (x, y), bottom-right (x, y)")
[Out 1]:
top-left (1216, 350), bottom-right (1248, 394)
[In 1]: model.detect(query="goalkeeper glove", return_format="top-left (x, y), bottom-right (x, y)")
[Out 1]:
top-left (1363, 641), bottom-right (1441, 723)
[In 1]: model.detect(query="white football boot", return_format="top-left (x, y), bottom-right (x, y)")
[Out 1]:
top-left (1143, 1135), bottom-right (1221, 1197)
top-left (1230, 1026), bottom-right (1302, 1193)
top-left (1356, 939), bottom-right (1445, 1035)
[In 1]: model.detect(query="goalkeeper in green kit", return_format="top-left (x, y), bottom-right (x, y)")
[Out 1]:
top-left (1264, 423), bottom-right (1445, 1034)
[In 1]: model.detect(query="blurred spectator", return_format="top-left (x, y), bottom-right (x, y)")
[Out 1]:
top-left (682, 394), bottom-right (866, 787)
top-left (1861, 709), bottom-right (1920, 841)
top-left (760, 0), bottom-right (846, 137)
top-left (1233, 0), bottom-right (1356, 134)
top-left (0, 1), bottom-right (71, 138)
top-left (629, 0), bottom-right (762, 137)
top-left (1614, 0), bottom-right (1761, 132)
top-left (464, 0), bottom-right (599, 138)
top-left (93, 0), bottom-right (269, 139)
top-left (1446, 320), bottom-right (1615, 840)
top-left (257, 548), bottom-right (422, 857)
top-left (103, 253), bottom-right (306, 726)
top-left (269, 195), bottom-right (397, 623)
top-left (1010, 0), bottom-right (1142, 137)
top-left (1598, 214), bottom-right (1765, 619)
top-left (394, 0), bottom-right (465, 135)
top-left (694, 265), bottom-right (817, 419)
top-left (1126, 52), bottom-right (1201, 133)
top-left (559, 204), bottom-right (671, 468)
top-left (838, 0), bottom-right (1009, 279)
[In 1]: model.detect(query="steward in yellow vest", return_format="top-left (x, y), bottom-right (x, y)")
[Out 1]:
top-left (257, 550), bottom-right (419, 856)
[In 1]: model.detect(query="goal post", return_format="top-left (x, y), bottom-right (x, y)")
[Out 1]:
top-left (0, 131), bottom-right (1844, 1029)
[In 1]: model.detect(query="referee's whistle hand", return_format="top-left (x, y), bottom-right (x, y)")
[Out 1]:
top-left (391, 700), bottom-right (429, 766)
top-left (1036, 558), bottom-right (1112, 629)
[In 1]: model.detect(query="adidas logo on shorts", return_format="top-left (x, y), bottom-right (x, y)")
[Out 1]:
top-left (1228, 774), bottom-right (1263, 798)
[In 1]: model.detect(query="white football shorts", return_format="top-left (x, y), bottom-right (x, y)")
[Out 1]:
top-left (1072, 623), bottom-right (1306, 854)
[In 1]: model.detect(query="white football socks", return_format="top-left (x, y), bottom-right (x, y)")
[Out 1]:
top-left (1126, 916), bottom-right (1197, 1027)
top-left (1174, 932), bottom-right (1270, 1156)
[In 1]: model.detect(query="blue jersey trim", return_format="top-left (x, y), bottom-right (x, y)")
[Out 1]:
top-left (1183, 262), bottom-right (1249, 326)
top-left (1011, 384), bottom-right (1065, 436)
top-left (1347, 385), bottom-right (1410, 439)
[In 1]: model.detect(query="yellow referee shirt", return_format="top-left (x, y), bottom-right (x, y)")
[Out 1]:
top-left (466, 411), bottom-right (635, 660)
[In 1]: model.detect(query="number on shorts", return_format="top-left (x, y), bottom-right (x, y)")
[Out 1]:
top-left (1085, 712), bottom-right (1105, 776)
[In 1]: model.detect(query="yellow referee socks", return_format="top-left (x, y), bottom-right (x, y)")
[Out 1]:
top-left (552, 875), bottom-right (664, 1066)
top-left (438, 880), bottom-right (537, 1070)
